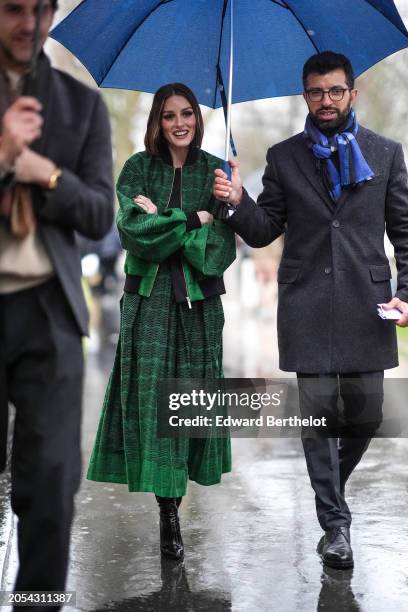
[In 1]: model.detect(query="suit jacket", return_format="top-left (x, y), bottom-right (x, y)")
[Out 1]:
top-left (30, 53), bottom-right (114, 335)
top-left (226, 126), bottom-right (408, 373)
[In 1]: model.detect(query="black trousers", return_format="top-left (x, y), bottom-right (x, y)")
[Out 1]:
top-left (0, 278), bottom-right (83, 608)
top-left (297, 372), bottom-right (384, 531)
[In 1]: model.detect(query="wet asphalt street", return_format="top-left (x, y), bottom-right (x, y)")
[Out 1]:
top-left (1, 285), bottom-right (408, 612)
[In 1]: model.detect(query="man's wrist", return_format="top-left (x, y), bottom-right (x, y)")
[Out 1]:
top-left (37, 162), bottom-right (61, 190)
top-left (46, 167), bottom-right (62, 191)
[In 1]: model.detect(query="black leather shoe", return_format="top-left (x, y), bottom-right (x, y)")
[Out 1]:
top-left (156, 496), bottom-right (184, 560)
top-left (317, 526), bottom-right (354, 569)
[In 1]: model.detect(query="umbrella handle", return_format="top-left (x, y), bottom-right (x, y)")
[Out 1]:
top-left (221, 160), bottom-right (232, 180)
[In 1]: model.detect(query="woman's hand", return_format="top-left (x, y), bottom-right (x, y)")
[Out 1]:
top-left (133, 194), bottom-right (158, 214)
top-left (197, 211), bottom-right (214, 226)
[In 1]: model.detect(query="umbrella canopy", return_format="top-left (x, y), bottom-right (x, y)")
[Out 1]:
top-left (51, 0), bottom-right (408, 105)
top-left (51, 0), bottom-right (408, 158)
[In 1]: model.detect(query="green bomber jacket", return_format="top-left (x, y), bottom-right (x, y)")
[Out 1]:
top-left (116, 147), bottom-right (236, 303)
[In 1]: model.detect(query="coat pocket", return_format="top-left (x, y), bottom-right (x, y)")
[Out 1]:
top-left (278, 266), bottom-right (300, 284)
top-left (369, 264), bottom-right (392, 282)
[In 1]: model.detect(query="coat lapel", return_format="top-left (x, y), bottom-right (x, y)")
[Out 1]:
top-left (290, 134), bottom-right (335, 214)
top-left (291, 128), bottom-right (377, 218)
top-left (334, 127), bottom-right (375, 216)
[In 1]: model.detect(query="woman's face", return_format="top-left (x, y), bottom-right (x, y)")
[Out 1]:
top-left (160, 95), bottom-right (196, 151)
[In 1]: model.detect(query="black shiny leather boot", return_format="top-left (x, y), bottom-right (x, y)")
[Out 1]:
top-left (317, 526), bottom-right (354, 569)
top-left (155, 496), bottom-right (184, 560)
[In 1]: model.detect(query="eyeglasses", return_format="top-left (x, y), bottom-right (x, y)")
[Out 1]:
top-left (305, 87), bottom-right (352, 102)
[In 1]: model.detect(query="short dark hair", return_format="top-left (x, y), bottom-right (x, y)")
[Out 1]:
top-left (303, 51), bottom-right (355, 89)
top-left (144, 83), bottom-right (204, 156)
top-left (50, 0), bottom-right (58, 9)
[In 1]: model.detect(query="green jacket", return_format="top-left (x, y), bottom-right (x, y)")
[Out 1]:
top-left (116, 148), bottom-right (236, 303)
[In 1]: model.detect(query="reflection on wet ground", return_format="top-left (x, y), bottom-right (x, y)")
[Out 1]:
top-left (1, 288), bottom-right (408, 611)
top-left (91, 559), bottom-right (231, 611)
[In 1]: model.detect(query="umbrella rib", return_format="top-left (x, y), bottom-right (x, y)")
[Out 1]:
top-left (275, 0), bottom-right (320, 54)
top-left (100, 0), bottom-right (177, 86)
top-left (214, 0), bottom-right (230, 109)
top-left (274, 0), bottom-right (407, 55)
top-left (365, 0), bottom-right (408, 37)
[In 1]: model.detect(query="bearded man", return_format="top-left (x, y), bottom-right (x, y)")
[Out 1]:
top-left (214, 51), bottom-right (408, 569)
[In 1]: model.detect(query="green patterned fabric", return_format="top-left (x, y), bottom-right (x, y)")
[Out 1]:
top-left (87, 264), bottom-right (231, 496)
top-left (118, 149), bottom-right (236, 299)
top-left (87, 148), bottom-right (234, 496)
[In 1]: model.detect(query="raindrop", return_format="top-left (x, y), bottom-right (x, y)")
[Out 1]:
top-left (307, 29), bottom-right (315, 36)
top-left (205, 88), bottom-right (212, 95)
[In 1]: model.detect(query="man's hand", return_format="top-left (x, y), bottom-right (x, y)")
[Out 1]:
top-left (382, 297), bottom-right (408, 327)
top-left (197, 211), bottom-right (214, 226)
top-left (133, 194), bottom-right (158, 214)
top-left (0, 97), bottom-right (43, 169)
top-left (14, 148), bottom-right (56, 188)
top-left (213, 159), bottom-right (243, 206)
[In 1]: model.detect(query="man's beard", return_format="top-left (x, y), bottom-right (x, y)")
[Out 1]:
top-left (0, 40), bottom-right (32, 71)
top-left (311, 102), bottom-right (352, 134)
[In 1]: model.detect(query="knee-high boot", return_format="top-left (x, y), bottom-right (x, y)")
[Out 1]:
top-left (155, 496), bottom-right (184, 560)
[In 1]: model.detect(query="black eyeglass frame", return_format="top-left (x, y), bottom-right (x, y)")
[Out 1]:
top-left (304, 87), bottom-right (352, 102)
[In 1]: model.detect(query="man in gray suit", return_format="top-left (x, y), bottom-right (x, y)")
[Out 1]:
top-left (214, 51), bottom-right (408, 569)
top-left (0, 0), bottom-right (113, 603)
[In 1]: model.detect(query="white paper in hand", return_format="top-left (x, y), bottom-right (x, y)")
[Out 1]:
top-left (377, 304), bottom-right (402, 320)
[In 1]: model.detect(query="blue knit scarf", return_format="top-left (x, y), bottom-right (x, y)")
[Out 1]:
top-left (304, 109), bottom-right (374, 201)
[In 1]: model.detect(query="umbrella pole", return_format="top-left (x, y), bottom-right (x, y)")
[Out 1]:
top-left (224, 0), bottom-right (234, 162)
top-left (23, 0), bottom-right (44, 95)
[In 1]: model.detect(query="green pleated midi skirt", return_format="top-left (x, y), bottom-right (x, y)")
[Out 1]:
top-left (87, 265), bottom-right (231, 497)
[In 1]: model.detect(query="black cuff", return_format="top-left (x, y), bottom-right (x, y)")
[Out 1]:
top-left (186, 212), bottom-right (202, 231)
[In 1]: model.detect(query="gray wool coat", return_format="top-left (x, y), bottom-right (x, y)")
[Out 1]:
top-left (226, 126), bottom-right (408, 373)
top-left (31, 53), bottom-right (114, 335)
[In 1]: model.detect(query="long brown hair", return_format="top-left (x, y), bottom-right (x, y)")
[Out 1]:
top-left (144, 83), bottom-right (204, 155)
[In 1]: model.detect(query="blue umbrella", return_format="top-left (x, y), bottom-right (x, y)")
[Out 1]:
top-left (51, 0), bottom-right (408, 160)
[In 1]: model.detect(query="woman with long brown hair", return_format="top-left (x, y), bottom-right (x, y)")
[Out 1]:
top-left (87, 83), bottom-right (235, 560)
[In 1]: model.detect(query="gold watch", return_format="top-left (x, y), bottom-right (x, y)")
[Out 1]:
top-left (47, 168), bottom-right (62, 190)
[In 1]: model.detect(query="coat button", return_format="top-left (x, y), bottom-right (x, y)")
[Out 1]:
top-left (324, 267), bottom-right (332, 274)
top-left (332, 220), bottom-right (340, 228)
